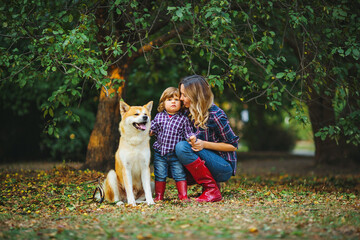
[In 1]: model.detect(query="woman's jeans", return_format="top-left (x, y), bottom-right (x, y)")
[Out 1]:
top-left (175, 141), bottom-right (233, 182)
top-left (153, 150), bottom-right (186, 182)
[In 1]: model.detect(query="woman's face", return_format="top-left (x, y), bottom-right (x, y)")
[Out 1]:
top-left (180, 84), bottom-right (191, 108)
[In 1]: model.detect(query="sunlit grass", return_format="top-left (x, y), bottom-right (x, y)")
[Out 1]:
top-left (293, 140), bottom-right (315, 152)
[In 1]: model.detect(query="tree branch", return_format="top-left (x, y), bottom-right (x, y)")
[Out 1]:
top-left (130, 22), bottom-right (191, 60)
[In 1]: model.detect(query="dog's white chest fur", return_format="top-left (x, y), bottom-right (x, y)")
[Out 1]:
top-left (118, 136), bottom-right (151, 168)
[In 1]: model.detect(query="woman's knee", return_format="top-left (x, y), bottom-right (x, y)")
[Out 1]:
top-left (214, 170), bottom-right (232, 182)
top-left (175, 141), bottom-right (190, 154)
top-left (208, 163), bottom-right (233, 182)
top-left (175, 141), bottom-right (199, 165)
top-left (175, 141), bottom-right (193, 161)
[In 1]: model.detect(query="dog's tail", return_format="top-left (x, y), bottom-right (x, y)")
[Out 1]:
top-left (92, 179), bottom-right (105, 204)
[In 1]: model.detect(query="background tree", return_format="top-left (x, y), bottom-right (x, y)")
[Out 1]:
top-left (85, 1), bottom-right (191, 170)
top-left (1, 0), bottom-right (359, 168)
top-left (167, 0), bottom-right (360, 164)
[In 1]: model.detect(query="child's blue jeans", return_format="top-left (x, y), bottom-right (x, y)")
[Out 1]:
top-left (175, 141), bottom-right (233, 182)
top-left (153, 150), bottom-right (187, 182)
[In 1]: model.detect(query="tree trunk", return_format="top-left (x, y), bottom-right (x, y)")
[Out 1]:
top-left (337, 78), bottom-right (360, 164)
top-left (307, 76), bottom-right (360, 165)
top-left (285, 35), bottom-right (354, 166)
top-left (307, 94), bottom-right (341, 165)
top-left (83, 3), bottom-right (125, 171)
top-left (308, 97), bottom-right (360, 165)
top-left (83, 67), bottom-right (125, 171)
top-left (305, 76), bottom-right (356, 166)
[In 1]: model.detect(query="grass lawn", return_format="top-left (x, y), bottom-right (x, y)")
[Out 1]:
top-left (0, 163), bottom-right (359, 239)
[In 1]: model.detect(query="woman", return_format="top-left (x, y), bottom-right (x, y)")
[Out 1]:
top-left (175, 75), bottom-right (239, 202)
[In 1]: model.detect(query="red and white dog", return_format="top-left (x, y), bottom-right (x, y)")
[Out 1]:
top-left (97, 101), bottom-right (154, 206)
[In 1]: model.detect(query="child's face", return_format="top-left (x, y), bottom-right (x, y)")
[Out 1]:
top-left (164, 95), bottom-right (181, 114)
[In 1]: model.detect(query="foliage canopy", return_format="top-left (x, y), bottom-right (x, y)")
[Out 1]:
top-left (1, 0), bottom-right (359, 159)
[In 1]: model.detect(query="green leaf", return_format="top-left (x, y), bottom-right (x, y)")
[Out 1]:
top-left (19, 79), bottom-right (26, 88)
top-left (176, 9), bottom-right (183, 19)
top-left (43, 109), bottom-right (48, 118)
top-left (205, 11), bottom-right (212, 19)
top-left (345, 48), bottom-right (352, 56)
top-left (49, 108), bottom-right (54, 117)
top-left (100, 68), bottom-right (107, 76)
top-left (352, 48), bottom-right (359, 59)
top-left (48, 126), bottom-right (54, 135)
top-left (276, 72), bottom-right (285, 79)
top-left (200, 49), bottom-right (204, 57)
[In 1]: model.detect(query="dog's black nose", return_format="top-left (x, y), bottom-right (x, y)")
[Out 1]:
top-left (143, 116), bottom-right (148, 121)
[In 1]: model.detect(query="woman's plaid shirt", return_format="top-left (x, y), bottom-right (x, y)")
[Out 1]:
top-left (151, 111), bottom-right (194, 156)
top-left (194, 104), bottom-right (240, 175)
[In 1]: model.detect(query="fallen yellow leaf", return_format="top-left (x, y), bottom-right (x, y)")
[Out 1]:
top-left (180, 224), bottom-right (190, 229)
top-left (249, 227), bottom-right (258, 233)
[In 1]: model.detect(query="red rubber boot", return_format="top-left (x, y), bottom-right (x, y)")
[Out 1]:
top-left (184, 158), bottom-right (222, 202)
top-left (154, 181), bottom-right (166, 201)
top-left (175, 180), bottom-right (190, 201)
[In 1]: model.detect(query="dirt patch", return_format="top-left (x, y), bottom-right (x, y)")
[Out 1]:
top-left (0, 161), bottom-right (83, 171)
top-left (237, 152), bottom-right (360, 176)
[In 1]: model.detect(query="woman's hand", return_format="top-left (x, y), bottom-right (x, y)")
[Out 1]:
top-left (189, 136), bottom-right (204, 152)
top-left (189, 135), bottom-right (237, 152)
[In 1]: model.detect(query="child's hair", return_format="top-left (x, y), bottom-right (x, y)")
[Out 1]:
top-left (179, 75), bottom-right (214, 129)
top-left (157, 87), bottom-right (180, 112)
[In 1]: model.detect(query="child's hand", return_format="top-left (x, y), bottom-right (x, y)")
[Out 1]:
top-left (149, 130), bottom-right (155, 136)
top-left (189, 135), bottom-right (203, 152)
top-left (189, 135), bottom-right (196, 145)
top-left (191, 138), bottom-right (204, 152)
top-left (186, 135), bottom-right (203, 151)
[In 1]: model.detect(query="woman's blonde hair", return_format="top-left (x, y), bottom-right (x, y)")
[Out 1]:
top-left (157, 87), bottom-right (180, 112)
top-left (179, 75), bottom-right (214, 129)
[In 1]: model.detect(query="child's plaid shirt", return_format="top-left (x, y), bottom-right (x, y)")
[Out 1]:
top-left (151, 111), bottom-right (194, 156)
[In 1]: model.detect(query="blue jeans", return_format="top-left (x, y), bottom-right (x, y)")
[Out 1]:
top-left (153, 150), bottom-right (187, 182)
top-left (175, 141), bottom-right (233, 182)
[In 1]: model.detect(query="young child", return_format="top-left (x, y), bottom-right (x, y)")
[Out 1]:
top-left (150, 87), bottom-right (195, 201)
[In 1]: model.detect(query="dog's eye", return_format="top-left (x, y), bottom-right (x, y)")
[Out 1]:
top-left (135, 113), bottom-right (140, 116)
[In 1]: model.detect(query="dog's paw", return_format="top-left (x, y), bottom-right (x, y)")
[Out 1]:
top-left (116, 201), bottom-right (124, 206)
top-left (147, 199), bottom-right (155, 205)
top-left (128, 200), bottom-right (136, 206)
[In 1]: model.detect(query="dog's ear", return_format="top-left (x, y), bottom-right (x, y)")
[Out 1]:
top-left (144, 101), bottom-right (153, 113)
top-left (120, 101), bottom-right (130, 116)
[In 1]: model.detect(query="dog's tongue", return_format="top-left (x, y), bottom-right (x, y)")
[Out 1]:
top-left (138, 123), bottom-right (146, 130)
